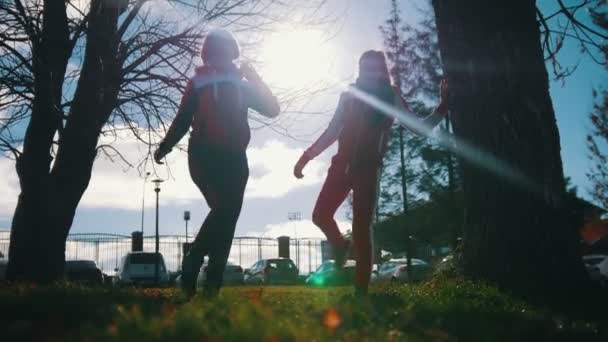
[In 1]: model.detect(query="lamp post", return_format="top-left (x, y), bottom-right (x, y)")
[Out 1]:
top-left (152, 178), bottom-right (164, 285)
top-left (141, 172), bottom-right (151, 234)
top-left (288, 211), bottom-right (301, 268)
top-left (287, 211), bottom-right (301, 238)
top-left (183, 210), bottom-right (191, 243)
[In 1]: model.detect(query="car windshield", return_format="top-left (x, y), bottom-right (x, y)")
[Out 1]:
top-left (344, 260), bottom-right (357, 268)
top-left (322, 260), bottom-right (356, 270)
top-left (65, 260), bottom-right (97, 270)
top-left (584, 257), bottom-right (605, 265)
top-left (130, 253), bottom-right (162, 264)
top-left (268, 259), bottom-right (295, 269)
top-left (223, 262), bottom-right (241, 270)
top-left (392, 259), bottom-right (427, 266)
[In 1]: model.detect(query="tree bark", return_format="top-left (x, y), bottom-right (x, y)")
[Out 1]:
top-left (431, 0), bottom-right (590, 305)
top-left (7, 0), bottom-right (71, 282)
top-left (7, 0), bottom-right (123, 282)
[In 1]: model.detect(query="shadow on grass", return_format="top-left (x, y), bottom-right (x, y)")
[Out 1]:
top-left (0, 279), bottom-right (606, 341)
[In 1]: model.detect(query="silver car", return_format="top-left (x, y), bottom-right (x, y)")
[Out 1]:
top-left (374, 258), bottom-right (431, 283)
top-left (244, 258), bottom-right (299, 285)
top-left (113, 252), bottom-right (170, 287)
top-left (175, 261), bottom-right (245, 287)
top-left (197, 261), bottom-right (245, 286)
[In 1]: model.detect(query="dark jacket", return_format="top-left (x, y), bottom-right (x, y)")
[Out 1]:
top-left (160, 64), bottom-right (279, 152)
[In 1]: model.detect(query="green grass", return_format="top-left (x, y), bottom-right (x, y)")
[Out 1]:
top-left (0, 279), bottom-right (605, 341)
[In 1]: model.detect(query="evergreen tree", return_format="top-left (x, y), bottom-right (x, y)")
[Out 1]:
top-left (586, 4), bottom-right (608, 210)
top-left (377, 1), bottom-right (462, 249)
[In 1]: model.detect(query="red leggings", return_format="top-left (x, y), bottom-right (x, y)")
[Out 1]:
top-left (312, 158), bottom-right (380, 291)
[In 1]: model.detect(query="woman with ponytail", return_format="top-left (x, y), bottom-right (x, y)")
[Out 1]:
top-left (294, 50), bottom-right (448, 296)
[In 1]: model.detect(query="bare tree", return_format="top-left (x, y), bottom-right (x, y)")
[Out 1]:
top-left (536, 0), bottom-right (607, 80)
top-left (0, 0), bottom-right (330, 282)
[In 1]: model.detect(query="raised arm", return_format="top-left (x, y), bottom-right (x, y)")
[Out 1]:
top-left (394, 79), bottom-right (449, 136)
top-left (293, 94), bottom-right (347, 179)
top-left (304, 93), bottom-right (348, 159)
top-left (154, 80), bottom-right (197, 163)
top-left (241, 63), bottom-right (280, 118)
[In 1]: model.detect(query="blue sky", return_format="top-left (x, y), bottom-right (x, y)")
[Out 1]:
top-left (0, 1), bottom-right (605, 239)
top-left (538, 1), bottom-right (607, 196)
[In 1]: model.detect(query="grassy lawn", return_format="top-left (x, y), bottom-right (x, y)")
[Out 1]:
top-left (0, 279), bottom-right (606, 341)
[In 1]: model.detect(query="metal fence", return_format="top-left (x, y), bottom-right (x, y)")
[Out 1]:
top-left (0, 230), bottom-right (324, 275)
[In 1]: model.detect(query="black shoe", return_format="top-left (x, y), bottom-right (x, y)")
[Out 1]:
top-left (181, 277), bottom-right (196, 299)
top-left (180, 257), bottom-right (197, 299)
top-left (202, 285), bottom-right (219, 299)
top-left (354, 286), bottom-right (368, 298)
top-left (334, 240), bottom-right (351, 272)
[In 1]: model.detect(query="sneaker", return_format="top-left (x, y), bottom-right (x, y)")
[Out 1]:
top-left (354, 286), bottom-right (368, 298)
top-left (202, 285), bottom-right (219, 299)
top-left (334, 239), bottom-right (351, 272)
top-left (180, 256), bottom-right (197, 299)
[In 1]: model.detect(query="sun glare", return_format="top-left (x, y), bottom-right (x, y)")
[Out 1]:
top-left (258, 27), bottom-right (336, 88)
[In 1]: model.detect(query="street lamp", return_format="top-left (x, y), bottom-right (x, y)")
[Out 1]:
top-left (183, 210), bottom-right (191, 243)
top-left (152, 178), bottom-right (164, 285)
top-left (287, 211), bottom-right (301, 239)
top-left (140, 171), bottom-right (151, 234)
top-left (288, 211), bottom-right (301, 268)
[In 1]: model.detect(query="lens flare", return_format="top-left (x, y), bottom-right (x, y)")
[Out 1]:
top-left (345, 85), bottom-right (543, 196)
top-left (323, 308), bottom-right (342, 333)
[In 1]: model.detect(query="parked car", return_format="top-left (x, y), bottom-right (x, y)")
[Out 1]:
top-left (64, 260), bottom-right (103, 285)
top-left (306, 260), bottom-right (356, 287)
top-left (175, 261), bottom-right (245, 287)
top-left (113, 252), bottom-right (169, 287)
top-left (244, 258), bottom-right (299, 285)
top-left (0, 259), bottom-right (7, 282)
top-left (198, 261), bottom-right (245, 286)
top-left (374, 258), bottom-right (432, 283)
top-left (583, 254), bottom-right (608, 286)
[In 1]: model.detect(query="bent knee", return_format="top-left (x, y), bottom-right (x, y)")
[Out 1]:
top-left (209, 204), bottom-right (242, 217)
top-left (312, 209), bottom-right (332, 227)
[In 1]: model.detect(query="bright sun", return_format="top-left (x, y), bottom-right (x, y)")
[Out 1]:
top-left (259, 27), bottom-right (335, 88)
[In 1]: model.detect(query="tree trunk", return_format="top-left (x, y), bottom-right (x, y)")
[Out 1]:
top-left (7, 0), bottom-right (122, 283)
top-left (431, 0), bottom-right (589, 305)
top-left (7, 0), bottom-right (71, 282)
top-left (444, 116), bottom-right (460, 249)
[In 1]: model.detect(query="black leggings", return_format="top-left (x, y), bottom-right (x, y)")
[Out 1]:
top-left (184, 144), bottom-right (248, 290)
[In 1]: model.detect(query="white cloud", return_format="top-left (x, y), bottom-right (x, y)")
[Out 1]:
top-left (245, 140), bottom-right (326, 199)
top-left (66, 0), bottom-right (89, 20)
top-left (0, 157), bottom-right (19, 216)
top-left (0, 134), bottom-right (331, 222)
top-left (81, 133), bottom-right (200, 210)
top-left (80, 133), bottom-right (327, 210)
top-left (245, 219), bottom-right (351, 239)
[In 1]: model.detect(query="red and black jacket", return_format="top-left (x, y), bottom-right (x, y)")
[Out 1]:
top-left (303, 86), bottom-right (397, 169)
top-left (160, 64), bottom-right (279, 153)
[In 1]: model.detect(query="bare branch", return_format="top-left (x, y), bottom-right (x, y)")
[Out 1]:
top-left (557, 0), bottom-right (607, 39)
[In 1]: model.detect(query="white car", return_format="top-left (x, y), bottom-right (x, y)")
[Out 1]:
top-left (114, 252), bottom-right (169, 287)
top-left (583, 254), bottom-right (608, 286)
top-left (176, 261), bottom-right (245, 287)
top-left (197, 261), bottom-right (245, 286)
top-left (244, 258), bottom-right (299, 285)
top-left (374, 258), bottom-right (432, 283)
